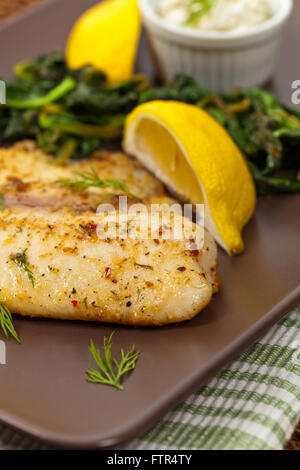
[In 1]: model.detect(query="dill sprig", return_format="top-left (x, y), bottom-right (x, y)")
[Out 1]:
top-left (134, 262), bottom-right (153, 270)
top-left (86, 331), bottom-right (140, 390)
top-left (0, 302), bottom-right (20, 343)
top-left (184, 0), bottom-right (215, 26)
top-left (56, 168), bottom-right (138, 200)
top-left (0, 193), bottom-right (5, 210)
top-left (10, 248), bottom-right (35, 287)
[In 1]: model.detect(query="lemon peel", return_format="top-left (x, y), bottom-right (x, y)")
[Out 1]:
top-left (123, 100), bottom-right (256, 255)
top-left (66, 0), bottom-right (141, 84)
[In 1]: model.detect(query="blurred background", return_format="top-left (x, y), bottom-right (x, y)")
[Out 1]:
top-left (0, 0), bottom-right (42, 21)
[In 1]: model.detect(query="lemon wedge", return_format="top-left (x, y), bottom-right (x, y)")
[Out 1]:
top-left (123, 101), bottom-right (256, 255)
top-left (66, 0), bottom-right (141, 84)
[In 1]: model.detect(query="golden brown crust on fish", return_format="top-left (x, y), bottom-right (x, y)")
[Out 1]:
top-left (0, 143), bottom-right (218, 326)
top-left (0, 206), bottom-right (217, 326)
top-left (0, 141), bottom-right (165, 210)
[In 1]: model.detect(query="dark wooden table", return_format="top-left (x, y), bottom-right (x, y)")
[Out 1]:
top-left (0, 0), bottom-right (299, 450)
top-left (0, 0), bottom-right (42, 21)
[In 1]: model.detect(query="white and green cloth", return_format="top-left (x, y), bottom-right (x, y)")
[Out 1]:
top-left (124, 305), bottom-right (300, 450)
top-left (1, 305), bottom-right (300, 450)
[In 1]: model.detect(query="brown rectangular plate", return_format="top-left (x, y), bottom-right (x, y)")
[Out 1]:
top-left (0, 0), bottom-right (299, 449)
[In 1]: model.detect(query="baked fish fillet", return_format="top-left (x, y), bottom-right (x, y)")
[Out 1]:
top-left (0, 142), bottom-right (218, 326)
top-left (0, 141), bottom-right (165, 210)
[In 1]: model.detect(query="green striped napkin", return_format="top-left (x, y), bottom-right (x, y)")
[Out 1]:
top-left (124, 305), bottom-right (300, 450)
top-left (0, 305), bottom-right (299, 450)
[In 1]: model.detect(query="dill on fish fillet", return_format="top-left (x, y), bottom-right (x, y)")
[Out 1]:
top-left (56, 167), bottom-right (139, 199)
top-left (10, 249), bottom-right (35, 287)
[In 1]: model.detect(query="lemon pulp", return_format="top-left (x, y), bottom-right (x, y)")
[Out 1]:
top-left (123, 101), bottom-right (256, 255)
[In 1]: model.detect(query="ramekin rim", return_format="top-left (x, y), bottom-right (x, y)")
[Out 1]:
top-left (139, 0), bottom-right (293, 41)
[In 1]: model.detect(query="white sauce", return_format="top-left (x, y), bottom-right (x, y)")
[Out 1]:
top-left (158, 0), bottom-right (273, 32)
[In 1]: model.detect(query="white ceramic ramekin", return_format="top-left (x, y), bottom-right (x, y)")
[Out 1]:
top-left (139, 0), bottom-right (293, 92)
